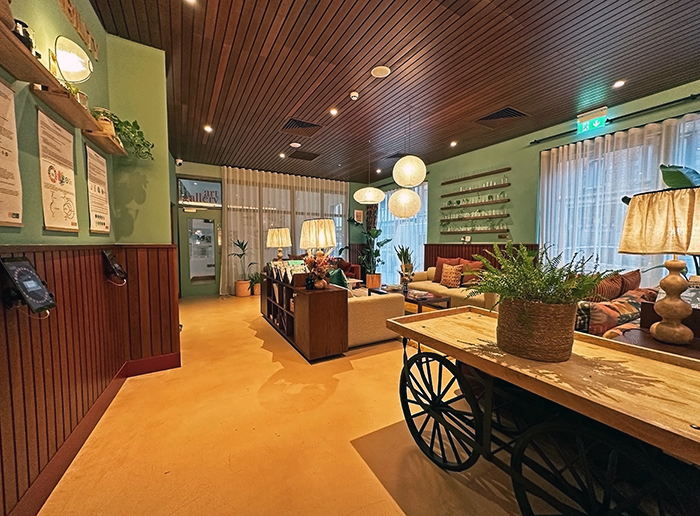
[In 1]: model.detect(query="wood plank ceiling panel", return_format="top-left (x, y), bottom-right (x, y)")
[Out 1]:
top-left (89, 0), bottom-right (700, 182)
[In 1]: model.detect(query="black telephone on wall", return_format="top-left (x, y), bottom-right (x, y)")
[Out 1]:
top-left (103, 250), bottom-right (127, 282)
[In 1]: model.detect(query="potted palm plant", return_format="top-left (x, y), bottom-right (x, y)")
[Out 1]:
top-left (230, 239), bottom-right (256, 297)
top-left (468, 243), bottom-right (613, 362)
top-left (348, 219), bottom-right (391, 289)
top-left (248, 272), bottom-right (263, 295)
top-left (395, 245), bottom-right (415, 292)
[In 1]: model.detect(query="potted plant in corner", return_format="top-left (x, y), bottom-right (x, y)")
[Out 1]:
top-left (248, 271), bottom-right (263, 296)
top-left (395, 245), bottom-right (415, 293)
top-left (349, 219), bottom-right (391, 289)
top-left (467, 243), bottom-right (613, 362)
top-left (230, 239), bottom-right (256, 297)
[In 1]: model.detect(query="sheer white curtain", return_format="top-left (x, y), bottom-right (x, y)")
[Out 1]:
top-left (376, 182), bottom-right (429, 283)
top-left (220, 167), bottom-right (349, 295)
top-left (539, 113), bottom-right (700, 286)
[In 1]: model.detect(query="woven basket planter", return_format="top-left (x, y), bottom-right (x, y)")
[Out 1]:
top-left (496, 299), bottom-right (577, 363)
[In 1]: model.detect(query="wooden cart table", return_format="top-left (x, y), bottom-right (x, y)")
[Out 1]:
top-left (387, 307), bottom-right (700, 516)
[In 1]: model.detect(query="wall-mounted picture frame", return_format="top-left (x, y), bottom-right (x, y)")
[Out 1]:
top-left (353, 209), bottom-right (363, 224)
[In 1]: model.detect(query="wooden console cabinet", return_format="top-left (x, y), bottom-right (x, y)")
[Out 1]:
top-left (262, 274), bottom-right (348, 360)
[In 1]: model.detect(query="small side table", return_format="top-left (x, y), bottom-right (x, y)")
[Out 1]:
top-left (611, 328), bottom-right (700, 361)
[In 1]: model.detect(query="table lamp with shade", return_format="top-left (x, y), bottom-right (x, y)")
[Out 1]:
top-left (299, 219), bottom-right (337, 254)
top-left (266, 227), bottom-right (292, 260)
top-left (619, 187), bottom-right (700, 345)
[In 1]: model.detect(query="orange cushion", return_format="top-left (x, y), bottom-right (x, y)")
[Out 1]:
top-left (460, 259), bottom-right (483, 286)
top-left (433, 257), bottom-right (460, 283)
top-left (620, 269), bottom-right (641, 294)
top-left (440, 264), bottom-right (464, 288)
top-left (587, 274), bottom-right (623, 302)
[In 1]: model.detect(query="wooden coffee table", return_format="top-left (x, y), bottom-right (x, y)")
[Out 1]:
top-left (368, 287), bottom-right (451, 313)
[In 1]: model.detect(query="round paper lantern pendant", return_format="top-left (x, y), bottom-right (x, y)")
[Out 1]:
top-left (392, 155), bottom-right (426, 188)
top-left (389, 189), bottom-right (421, 218)
top-left (353, 187), bottom-right (386, 205)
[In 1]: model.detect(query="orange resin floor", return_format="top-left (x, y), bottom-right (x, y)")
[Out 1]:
top-left (39, 296), bottom-right (518, 516)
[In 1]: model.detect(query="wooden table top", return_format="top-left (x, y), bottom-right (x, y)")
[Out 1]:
top-left (386, 307), bottom-right (700, 466)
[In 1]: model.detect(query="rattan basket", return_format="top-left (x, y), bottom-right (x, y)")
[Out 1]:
top-left (496, 299), bottom-right (577, 362)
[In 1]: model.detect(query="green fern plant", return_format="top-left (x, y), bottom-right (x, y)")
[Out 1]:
top-left (91, 108), bottom-right (155, 160)
top-left (467, 242), bottom-right (616, 305)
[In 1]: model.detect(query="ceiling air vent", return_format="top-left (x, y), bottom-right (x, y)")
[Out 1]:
top-left (476, 107), bottom-right (528, 129)
top-left (289, 150), bottom-right (319, 161)
top-left (280, 118), bottom-right (323, 137)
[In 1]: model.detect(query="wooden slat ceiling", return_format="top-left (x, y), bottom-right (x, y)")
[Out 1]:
top-left (89, 0), bottom-right (700, 182)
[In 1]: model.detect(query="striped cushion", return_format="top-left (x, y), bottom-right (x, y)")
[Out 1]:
top-left (587, 274), bottom-right (623, 302)
top-left (440, 264), bottom-right (464, 288)
top-left (620, 269), bottom-right (641, 294)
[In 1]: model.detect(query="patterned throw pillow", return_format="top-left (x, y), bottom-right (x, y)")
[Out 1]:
top-left (620, 269), bottom-right (641, 294)
top-left (577, 288), bottom-right (652, 336)
top-left (440, 264), bottom-right (464, 288)
top-left (586, 274), bottom-right (623, 302)
top-left (433, 257), bottom-right (460, 283)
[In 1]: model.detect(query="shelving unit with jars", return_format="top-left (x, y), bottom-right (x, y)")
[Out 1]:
top-left (439, 167), bottom-right (512, 236)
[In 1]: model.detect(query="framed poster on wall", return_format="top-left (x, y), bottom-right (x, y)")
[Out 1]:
top-left (0, 80), bottom-right (22, 226)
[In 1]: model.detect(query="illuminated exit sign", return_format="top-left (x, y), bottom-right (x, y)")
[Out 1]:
top-left (577, 106), bottom-right (608, 134)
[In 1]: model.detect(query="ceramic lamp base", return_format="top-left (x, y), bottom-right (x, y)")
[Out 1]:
top-left (651, 258), bottom-right (694, 346)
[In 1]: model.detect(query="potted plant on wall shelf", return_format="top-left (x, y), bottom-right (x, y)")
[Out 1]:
top-left (91, 108), bottom-right (155, 160)
top-left (467, 243), bottom-right (614, 362)
top-left (230, 239), bottom-right (256, 297)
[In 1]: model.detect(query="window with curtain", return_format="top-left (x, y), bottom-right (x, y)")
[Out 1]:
top-left (539, 113), bottom-right (700, 286)
top-left (375, 183), bottom-right (429, 283)
top-left (219, 167), bottom-right (349, 295)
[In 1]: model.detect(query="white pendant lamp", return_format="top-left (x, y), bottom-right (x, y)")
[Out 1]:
top-left (389, 188), bottom-right (421, 218)
top-left (354, 139), bottom-right (385, 204)
top-left (392, 112), bottom-right (426, 188)
top-left (392, 155), bottom-right (426, 187)
top-left (353, 186), bottom-right (385, 204)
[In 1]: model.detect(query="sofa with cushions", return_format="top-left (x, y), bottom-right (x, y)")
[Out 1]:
top-left (347, 290), bottom-right (405, 347)
top-left (407, 257), bottom-right (498, 310)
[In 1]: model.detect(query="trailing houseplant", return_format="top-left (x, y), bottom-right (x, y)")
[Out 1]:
top-left (349, 218), bottom-right (391, 288)
top-left (230, 239), bottom-right (257, 297)
top-left (467, 243), bottom-right (614, 362)
top-left (91, 108), bottom-right (155, 160)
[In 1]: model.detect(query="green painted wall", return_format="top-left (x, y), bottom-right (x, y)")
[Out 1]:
top-left (425, 79), bottom-right (700, 244)
top-left (107, 35), bottom-right (170, 243)
top-left (0, 0), bottom-right (114, 244)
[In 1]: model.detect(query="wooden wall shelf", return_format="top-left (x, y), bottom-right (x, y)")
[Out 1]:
top-left (441, 199), bottom-right (510, 210)
top-left (83, 130), bottom-right (128, 156)
top-left (441, 229), bottom-right (510, 235)
top-left (440, 167), bottom-right (511, 186)
top-left (0, 24), bottom-right (58, 85)
top-left (441, 182), bottom-right (510, 198)
top-left (440, 213), bottom-right (509, 223)
top-left (32, 85), bottom-right (101, 130)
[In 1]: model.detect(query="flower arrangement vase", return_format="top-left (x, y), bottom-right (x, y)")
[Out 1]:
top-left (496, 299), bottom-right (577, 362)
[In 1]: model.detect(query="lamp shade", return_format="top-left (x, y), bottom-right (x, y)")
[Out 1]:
top-left (353, 187), bottom-right (386, 205)
top-left (388, 189), bottom-right (421, 218)
top-left (619, 187), bottom-right (700, 255)
top-left (392, 155), bottom-right (426, 188)
top-left (266, 227), bottom-right (291, 248)
top-left (299, 219), bottom-right (337, 250)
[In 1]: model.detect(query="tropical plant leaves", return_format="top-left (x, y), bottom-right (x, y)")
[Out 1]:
top-left (660, 165), bottom-right (700, 188)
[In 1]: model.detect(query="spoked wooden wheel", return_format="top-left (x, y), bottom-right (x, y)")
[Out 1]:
top-left (399, 352), bottom-right (483, 471)
top-left (511, 422), bottom-right (696, 516)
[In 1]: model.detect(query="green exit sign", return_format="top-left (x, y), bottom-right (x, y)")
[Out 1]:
top-left (577, 107), bottom-right (608, 134)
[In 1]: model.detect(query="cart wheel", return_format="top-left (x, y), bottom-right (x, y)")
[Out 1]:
top-left (510, 422), bottom-right (696, 516)
top-left (399, 352), bottom-right (483, 471)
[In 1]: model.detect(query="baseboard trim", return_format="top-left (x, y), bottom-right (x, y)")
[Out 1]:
top-left (9, 352), bottom-right (181, 516)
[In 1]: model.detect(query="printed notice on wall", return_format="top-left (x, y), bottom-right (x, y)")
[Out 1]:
top-left (38, 110), bottom-right (78, 232)
top-left (0, 81), bottom-right (22, 226)
top-left (86, 146), bottom-right (110, 233)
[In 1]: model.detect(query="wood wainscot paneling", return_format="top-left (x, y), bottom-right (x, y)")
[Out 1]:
top-left (0, 245), bottom-right (180, 516)
top-left (424, 243), bottom-right (539, 269)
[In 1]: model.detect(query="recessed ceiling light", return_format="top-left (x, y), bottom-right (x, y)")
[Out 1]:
top-left (613, 80), bottom-right (626, 88)
top-left (338, 164), bottom-right (342, 167)
top-left (450, 141), bottom-right (457, 147)
top-left (279, 153), bottom-right (285, 158)
top-left (371, 66), bottom-right (391, 78)
top-left (330, 108), bottom-right (338, 116)
top-left (204, 125), bottom-right (213, 132)
top-left (290, 142), bottom-right (301, 148)
top-left (376, 168), bottom-right (381, 174)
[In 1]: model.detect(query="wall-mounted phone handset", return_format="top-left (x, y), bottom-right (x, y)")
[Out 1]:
top-left (103, 251), bottom-right (127, 286)
top-left (0, 257), bottom-right (56, 315)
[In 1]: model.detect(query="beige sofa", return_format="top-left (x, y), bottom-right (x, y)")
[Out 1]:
top-left (407, 267), bottom-right (498, 310)
top-left (347, 291), bottom-right (405, 348)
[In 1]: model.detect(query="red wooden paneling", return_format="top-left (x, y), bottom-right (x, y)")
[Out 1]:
top-left (0, 244), bottom-right (180, 516)
top-left (424, 243), bottom-right (539, 269)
